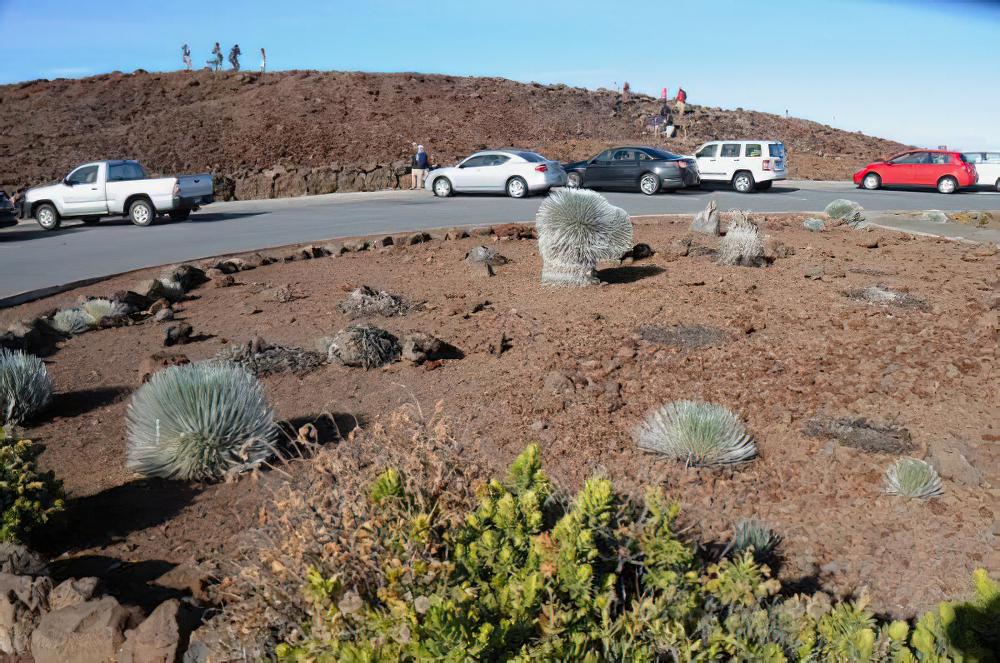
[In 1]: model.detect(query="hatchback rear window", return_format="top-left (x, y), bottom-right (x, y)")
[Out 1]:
top-left (930, 153), bottom-right (953, 165)
top-left (769, 144), bottom-right (785, 158)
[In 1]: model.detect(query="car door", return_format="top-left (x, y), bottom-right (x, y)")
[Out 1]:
top-left (608, 148), bottom-right (639, 188)
top-left (981, 152), bottom-right (1000, 188)
top-left (61, 164), bottom-right (108, 215)
top-left (482, 154), bottom-right (512, 192)
top-left (881, 151), bottom-right (923, 185)
top-left (695, 143), bottom-right (721, 178)
top-left (452, 155), bottom-right (490, 191)
top-left (717, 143), bottom-right (743, 180)
top-left (582, 150), bottom-right (614, 188)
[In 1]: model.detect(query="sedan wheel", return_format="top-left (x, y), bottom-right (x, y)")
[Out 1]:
top-left (432, 177), bottom-right (452, 197)
top-left (863, 173), bottom-right (881, 190)
top-left (566, 172), bottom-right (582, 188)
top-left (937, 176), bottom-right (958, 194)
top-left (506, 177), bottom-right (528, 199)
top-left (639, 173), bottom-right (660, 195)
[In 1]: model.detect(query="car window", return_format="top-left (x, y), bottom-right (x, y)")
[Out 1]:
top-left (593, 150), bottom-right (614, 163)
top-left (67, 165), bottom-right (99, 185)
top-left (461, 156), bottom-right (490, 168)
top-left (962, 152), bottom-right (983, 164)
top-left (889, 152), bottom-right (929, 164)
top-left (513, 151), bottom-right (545, 163)
top-left (696, 144), bottom-right (719, 158)
top-left (720, 144), bottom-right (741, 158)
top-left (486, 155), bottom-right (510, 167)
top-left (108, 163), bottom-right (146, 181)
top-left (986, 152), bottom-right (1000, 163)
top-left (638, 151), bottom-right (655, 161)
top-left (611, 149), bottom-right (637, 161)
top-left (929, 153), bottom-right (952, 165)
top-left (769, 143), bottom-right (785, 158)
top-left (744, 144), bottom-right (762, 158)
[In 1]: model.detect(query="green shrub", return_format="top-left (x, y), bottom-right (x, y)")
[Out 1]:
top-left (276, 445), bottom-right (997, 661)
top-left (0, 348), bottom-right (53, 426)
top-left (125, 361), bottom-right (277, 481)
top-left (0, 429), bottom-right (64, 543)
top-left (633, 400), bottom-right (757, 466)
top-left (885, 457), bottom-right (942, 499)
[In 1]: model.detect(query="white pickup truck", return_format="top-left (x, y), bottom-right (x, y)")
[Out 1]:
top-left (21, 160), bottom-right (214, 230)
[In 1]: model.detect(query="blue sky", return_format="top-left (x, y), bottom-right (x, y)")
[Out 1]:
top-left (1, 0), bottom-right (998, 149)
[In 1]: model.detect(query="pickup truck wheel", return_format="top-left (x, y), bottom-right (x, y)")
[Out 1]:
top-left (129, 199), bottom-right (155, 226)
top-left (168, 210), bottom-right (191, 221)
top-left (35, 204), bottom-right (61, 231)
top-left (732, 171), bottom-right (755, 193)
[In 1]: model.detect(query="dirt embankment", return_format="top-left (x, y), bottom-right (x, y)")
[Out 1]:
top-left (0, 69), bottom-right (908, 199)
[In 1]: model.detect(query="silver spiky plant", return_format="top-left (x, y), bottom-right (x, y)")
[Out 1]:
top-left (125, 361), bottom-right (277, 481)
top-left (51, 307), bottom-right (93, 335)
top-left (535, 188), bottom-right (633, 286)
top-left (718, 210), bottom-right (764, 267)
top-left (0, 348), bottom-right (53, 426)
top-left (80, 298), bottom-right (128, 323)
top-left (723, 518), bottom-right (781, 561)
top-left (884, 457), bottom-right (942, 499)
top-left (634, 400), bottom-right (757, 466)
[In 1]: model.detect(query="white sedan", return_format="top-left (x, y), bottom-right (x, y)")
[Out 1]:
top-left (425, 149), bottom-right (567, 198)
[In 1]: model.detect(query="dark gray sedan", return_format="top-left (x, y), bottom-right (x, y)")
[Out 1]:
top-left (563, 146), bottom-right (699, 195)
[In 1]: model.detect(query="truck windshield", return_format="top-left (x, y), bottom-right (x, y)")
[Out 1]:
top-left (108, 163), bottom-right (147, 181)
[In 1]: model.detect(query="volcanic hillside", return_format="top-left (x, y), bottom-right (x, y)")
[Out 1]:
top-left (0, 69), bottom-right (908, 200)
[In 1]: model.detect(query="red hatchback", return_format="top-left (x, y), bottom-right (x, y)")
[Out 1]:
top-left (853, 150), bottom-right (977, 194)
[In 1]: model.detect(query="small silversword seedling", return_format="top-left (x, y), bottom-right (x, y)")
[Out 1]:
top-left (885, 457), bottom-right (942, 499)
top-left (723, 518), bottom-right (781, 562)
top-left (535, 188), bottom-right (633, 286)
top-left (125, 361), bottom-right (277, 481)
top-left (0, 349), bottom-right (53, 426)
top-left (634, 400), bottom-right (757, 466)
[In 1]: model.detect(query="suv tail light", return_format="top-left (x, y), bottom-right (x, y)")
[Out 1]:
top-left (535, 164), bottom-right (548, 173)
top-left (762, 159), bottom-right (772, 171)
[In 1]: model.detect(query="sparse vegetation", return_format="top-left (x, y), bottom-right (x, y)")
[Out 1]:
top-left (338, 285), bottom-right (409, 317)
top-left (50, 298), bottom-right (129, 335)
top-left (717, 210), bottom-right (765, 267)
top-left (633, 400), bottom-right (757, 466)
top-left (885, 457), bottom-right (943, 499)
top-left (723, 518), bottom-right (781, 563)
top-left (0, 348), bottom-right (53, 426)
top-left (0, 429), bottom-right (64, 543)
top-left (125, 361), bottom-right (277, 481)
top-left (80, 297), bottom-right (128, 322)
top-left (824, 199), bottom-right (867, 229)
top-left (536, 188), bottom-right (633, 286)
top-left (325, 324), bottom-right (400, 368)
top-left (274, 445), bottom-right (998, 661)
top-left (50, 307), bottom-right (93, 335)
top-left (217, 338), bottom-right (327, 377)
top-left (846, 284), bottom-right (930, 311)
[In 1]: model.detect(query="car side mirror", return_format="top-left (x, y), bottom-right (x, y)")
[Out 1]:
top-left (63, 179), bottom-right (74, 186)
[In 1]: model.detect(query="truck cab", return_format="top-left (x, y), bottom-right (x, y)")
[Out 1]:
top-left (23, 160), bottom-right (214, 230)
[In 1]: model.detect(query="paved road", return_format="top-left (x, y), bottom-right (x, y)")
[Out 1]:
top-left (2, 180), bottom-right (999, 305)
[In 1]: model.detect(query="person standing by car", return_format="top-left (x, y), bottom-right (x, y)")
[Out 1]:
top-left (411, 144), bottom-right (430, 190)
top-left (675, 86), bottom-right (687, 117)
top-left (229, 44), bottom-right (241, 71)
top-left (181, 44), bottom-right (192, 71)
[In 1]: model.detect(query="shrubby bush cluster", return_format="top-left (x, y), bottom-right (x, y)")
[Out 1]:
top-left (0, 429), bottom-right (64, 543)
top-left (276, 445), bottom-right (998, 661)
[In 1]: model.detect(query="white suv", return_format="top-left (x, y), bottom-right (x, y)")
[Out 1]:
top-left (961, 151), bottom-right (1000, 191)
top-left (692, 140), bottom-right (787, 192)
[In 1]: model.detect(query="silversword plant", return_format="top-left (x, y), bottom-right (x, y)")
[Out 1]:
top-left (0, 349), bottom-right (53, 426)
top-left (536, 188), bottom-right (633, 286)
top-left (885, 457), bottom-right (942, 499)
top-left (634, 400), bottom-right (757, 466)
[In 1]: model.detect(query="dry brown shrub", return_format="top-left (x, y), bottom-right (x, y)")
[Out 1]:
top-left (196, 402), bottom-right (488, 659)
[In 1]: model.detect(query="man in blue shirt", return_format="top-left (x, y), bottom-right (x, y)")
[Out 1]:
top-left (410, 144), bottom-right (430, 190)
